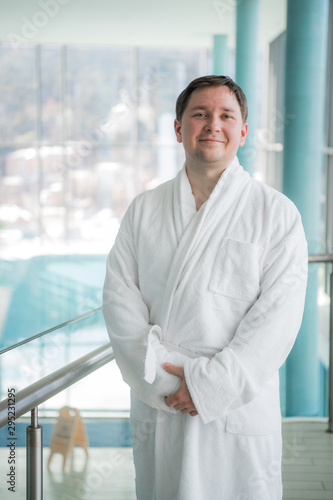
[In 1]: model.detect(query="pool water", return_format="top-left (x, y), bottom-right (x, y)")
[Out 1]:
top-left (0, 254), bottom-right (107, 348)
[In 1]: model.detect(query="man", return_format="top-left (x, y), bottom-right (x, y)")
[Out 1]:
top-left (103, 75), bottom-right (308, 499)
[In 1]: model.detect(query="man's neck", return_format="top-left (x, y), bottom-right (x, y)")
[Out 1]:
top-left (185, 161), bottom-right (230, 211)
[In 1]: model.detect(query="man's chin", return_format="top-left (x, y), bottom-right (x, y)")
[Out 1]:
top-left (194, 152), bottom-right (233, 168)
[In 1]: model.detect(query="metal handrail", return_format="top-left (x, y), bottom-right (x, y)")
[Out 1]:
top-left (308, 254), bottom-right (333, 263)
top-left (0, 342), bottom-right (114, 429)
top-left (0, 306), bottom-right (102, 356)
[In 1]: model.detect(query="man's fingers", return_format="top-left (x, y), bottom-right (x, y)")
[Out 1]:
top-left (163, 365), bottom-right (198, 416)
top-left (163, 363), bottom-right (184, 378)
top-left (164, 391), bottom-right (180, 408)
top-left (165, 396), bottom-right (197, 416)
top-left (180, 406), bottom-right (196, 414)
top-left (164, 387), bottom-right (187, 408)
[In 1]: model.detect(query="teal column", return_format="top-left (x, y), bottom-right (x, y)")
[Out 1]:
top-left (235, 0), bottom-right (259, 176)
top-left (283, 0), bottom-right (329, 416)
top-left (213, 35), bottom-right (228, 75)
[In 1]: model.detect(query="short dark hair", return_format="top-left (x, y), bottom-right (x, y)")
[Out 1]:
top-left (175, 75), bottom-right (248, 124)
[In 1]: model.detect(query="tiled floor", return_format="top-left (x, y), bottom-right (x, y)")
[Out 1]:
top-left (0, 445), bottom-right (136, 500)
top-left (282, 420), bottom-right (333, 499)
top-left (0, 420), bottom-right (332, 499)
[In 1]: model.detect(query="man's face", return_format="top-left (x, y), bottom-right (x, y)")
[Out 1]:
top-left (174, 85), bottom-right (248, 171)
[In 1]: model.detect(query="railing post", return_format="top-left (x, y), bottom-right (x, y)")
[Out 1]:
top-left (26, 407), bottom-right (43, 499)
top-left (328, 272), bottom-right (333, 433)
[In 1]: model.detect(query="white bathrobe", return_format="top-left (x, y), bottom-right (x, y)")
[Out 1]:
top-left (103, 157), bottom-right (308, 500)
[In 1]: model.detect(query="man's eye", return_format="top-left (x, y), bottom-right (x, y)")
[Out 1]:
top-left (223, 114), bottom-right (231, 119)
top-left (194, 113), bottom-right (206, 117)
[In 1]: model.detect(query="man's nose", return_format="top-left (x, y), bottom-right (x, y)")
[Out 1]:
top-left (204, 116), bottom-right (221, 132)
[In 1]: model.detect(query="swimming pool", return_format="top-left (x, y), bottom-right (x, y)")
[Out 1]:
top-left (0, 254), bottom-right (106, 347)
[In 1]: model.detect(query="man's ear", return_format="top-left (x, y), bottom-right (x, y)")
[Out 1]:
top-left (174, 119), bottom-right (183, 144)
top-left (239, 122), bottom-right (248, 147)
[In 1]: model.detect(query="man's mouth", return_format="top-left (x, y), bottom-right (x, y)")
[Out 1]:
top-left (199, 138), bottom-right (224, 143)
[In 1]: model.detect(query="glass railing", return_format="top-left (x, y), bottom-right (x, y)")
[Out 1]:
top-left (0, 308), bottom-right (118, 500)
top-left (0, 307), bottom-right (130, 416)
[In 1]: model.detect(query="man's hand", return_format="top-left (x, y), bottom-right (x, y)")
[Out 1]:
top-left (163, 363), bottom-right (198, 417)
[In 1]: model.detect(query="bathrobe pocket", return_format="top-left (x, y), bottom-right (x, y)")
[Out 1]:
top-left (209, 239), bottom-right (263, 302)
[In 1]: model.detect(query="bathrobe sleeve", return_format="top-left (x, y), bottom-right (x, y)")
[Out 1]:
top-left (183, 204), bottom-right (308, 424)
top-left (103, 202), bottom-right (190, 412)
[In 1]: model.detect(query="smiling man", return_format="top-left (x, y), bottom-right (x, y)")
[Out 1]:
top-left (103, 75), bottom-right (308, 499)
top-left (174, 83), bottom-right (248, 210)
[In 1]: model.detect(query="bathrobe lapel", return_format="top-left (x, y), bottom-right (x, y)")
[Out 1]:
top-left (160, 157), bottom-right (252, 334)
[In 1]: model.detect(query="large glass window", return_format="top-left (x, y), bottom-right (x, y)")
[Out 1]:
top-left (0, 42), bottom-right (209, 411)
top-left (0, 43), bottom-right (207, 258)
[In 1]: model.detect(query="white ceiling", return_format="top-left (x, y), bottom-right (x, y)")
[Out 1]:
top-left (0, 0), bottom-right (286, 49)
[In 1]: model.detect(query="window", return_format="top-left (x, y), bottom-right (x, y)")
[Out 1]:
top-left (0, 43), bottom-right (208, 256)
